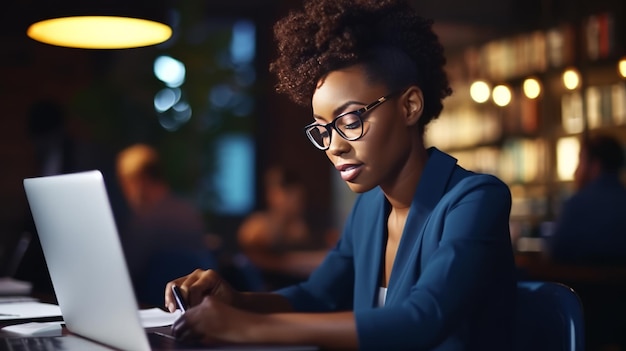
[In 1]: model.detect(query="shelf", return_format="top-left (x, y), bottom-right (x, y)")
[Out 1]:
top-left (438, 8), bottom-right (626, 226)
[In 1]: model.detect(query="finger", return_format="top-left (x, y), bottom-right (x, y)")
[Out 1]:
top-left (171, 313), bottom-right (189, 338)
top-left (166, 271), bottom-right (203, 311)
top-left (164, 281), bottom-right (176, 312)
top-left (172, 310), bottom-right (205, 344)
top-left (187, 269), bottom-right (219, 306)
top-left (165, 276), bottom-right (190, 312)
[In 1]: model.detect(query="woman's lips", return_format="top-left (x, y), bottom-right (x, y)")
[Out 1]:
top-left (337, 164), bottom-right (363, 182)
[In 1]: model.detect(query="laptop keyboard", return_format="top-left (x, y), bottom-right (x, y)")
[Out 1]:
top-left (0, 336), bottom-right (64, 351)
top-left (0, 335), bottom-right (114, 351)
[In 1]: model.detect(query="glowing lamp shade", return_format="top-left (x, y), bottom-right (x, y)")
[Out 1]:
top-left (27, 16), bottom-right (172, 49)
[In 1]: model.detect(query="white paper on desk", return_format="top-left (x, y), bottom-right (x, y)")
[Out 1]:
top-left (0, 302), bottom-right (62, 320)
top-left (139, 308), bottom-right (181, 328)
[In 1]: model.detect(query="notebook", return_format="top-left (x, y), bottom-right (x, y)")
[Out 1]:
top-left (22, 170), bottom-right (316, 351)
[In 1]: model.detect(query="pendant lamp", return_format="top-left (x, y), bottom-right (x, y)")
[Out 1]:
top-left (26, 1), bottom-right (173, 49)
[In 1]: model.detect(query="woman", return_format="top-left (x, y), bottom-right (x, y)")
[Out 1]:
top-left (165, 0), bottom-right (516, 349)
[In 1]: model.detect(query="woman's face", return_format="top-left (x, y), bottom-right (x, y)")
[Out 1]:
top-left (311, 65), bottom-right (420, 193)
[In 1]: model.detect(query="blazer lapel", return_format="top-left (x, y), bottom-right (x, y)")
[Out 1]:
top-left (385, 148), bottom-right (458, 304)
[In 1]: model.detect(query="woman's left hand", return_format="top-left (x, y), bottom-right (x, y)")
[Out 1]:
top-left (171, 295), bottom-right (262, 345)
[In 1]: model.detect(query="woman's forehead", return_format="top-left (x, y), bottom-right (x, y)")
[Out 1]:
top-left (313, 68), bottom-right (385, 103)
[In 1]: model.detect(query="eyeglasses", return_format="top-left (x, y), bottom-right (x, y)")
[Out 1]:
top-left (304, 93), bottom-right (393, 150)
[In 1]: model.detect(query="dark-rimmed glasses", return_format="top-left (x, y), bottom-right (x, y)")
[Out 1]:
top-left (304, 93), bottom-right (393, 150)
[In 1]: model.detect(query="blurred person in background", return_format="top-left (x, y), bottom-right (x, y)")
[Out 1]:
top-left (116, 143), bottom-right (214, 306)
top-left (545, 132), bottom-right (626, 351)
top-left (237, 166), bottom-right (337, 290)
top-left (546, 133), bottom-right (626, 265)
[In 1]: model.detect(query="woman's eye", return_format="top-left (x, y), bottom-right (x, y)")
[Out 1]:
top-left (339, 113), bottom-right (361, 130)
top-left (344, 121), bottom-right (361, 130)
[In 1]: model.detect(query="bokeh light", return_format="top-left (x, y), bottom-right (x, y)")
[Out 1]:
top-left (492, 85), bottom-right (512, 107)
top-left (563, 68), bottom-right (581, 90)
top-left (154, 55), bottom-right (186, 88)
top-left (470, 80), bottom-right (491, 103)
top-left (523, 78), bottom-right (541, 99)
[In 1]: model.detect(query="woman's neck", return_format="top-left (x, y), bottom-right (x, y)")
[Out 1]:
top-left (381, 140), bottom-right (428, 211)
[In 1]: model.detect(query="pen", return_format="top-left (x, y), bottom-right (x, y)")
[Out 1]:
top-left (171, 285), bottom-right (187, 313)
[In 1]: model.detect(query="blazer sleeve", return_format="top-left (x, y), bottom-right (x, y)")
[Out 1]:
top-left (355, 176), bottom-right (513, 350)
top-left (275, 207), bottom-right (357, 312)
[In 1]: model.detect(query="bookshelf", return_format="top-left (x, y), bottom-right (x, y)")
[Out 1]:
top-left (428, 9), bottom-right (626, 246)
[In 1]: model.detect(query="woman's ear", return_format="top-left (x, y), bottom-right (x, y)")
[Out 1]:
top-left (401, 86), bottom-right (424, 127)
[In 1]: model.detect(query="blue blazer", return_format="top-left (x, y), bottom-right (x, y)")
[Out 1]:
top-left (277, 148), bottom-right (515, 350)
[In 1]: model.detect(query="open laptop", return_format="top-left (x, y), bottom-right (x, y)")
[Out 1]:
top-left (22, 170), bottom-right (316, 351)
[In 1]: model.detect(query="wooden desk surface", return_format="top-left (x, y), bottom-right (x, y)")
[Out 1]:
top-left (516, 252), bottom-right (626, 285)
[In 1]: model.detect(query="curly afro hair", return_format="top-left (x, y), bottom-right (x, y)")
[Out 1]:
top-left (269, 0), bottom-right (453, 129)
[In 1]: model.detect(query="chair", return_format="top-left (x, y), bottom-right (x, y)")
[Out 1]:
top-left (515, 281), bottom-right (585, 351)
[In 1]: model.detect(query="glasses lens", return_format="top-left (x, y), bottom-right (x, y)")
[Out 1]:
top-left (336, 113), bottom-right (363, 140)
top-left (306, 126), bottom-right (329, 149)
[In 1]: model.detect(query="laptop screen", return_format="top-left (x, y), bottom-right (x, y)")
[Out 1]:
top-left (24, 170), bottom-right (151, 351)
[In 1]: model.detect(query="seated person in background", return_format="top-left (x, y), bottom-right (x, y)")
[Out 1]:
top-left (546, 133), bottom-right (626, 265)
top-left (164, 1), bottom-right (516, 349)
top-left (116, 143), bottom-right (211, 305)
top-left (237, 166), bottom-right (336, 289)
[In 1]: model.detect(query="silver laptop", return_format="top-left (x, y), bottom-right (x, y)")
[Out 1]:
top-left (22, 170), bottom-right (316, 351)
top-left (24, 170), bottom-right (156, 351)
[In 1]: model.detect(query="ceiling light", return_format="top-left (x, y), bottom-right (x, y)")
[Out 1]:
top-left (26, 4), bottom-right (172, 49)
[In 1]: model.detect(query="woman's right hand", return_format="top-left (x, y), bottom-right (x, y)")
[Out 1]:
top-left (165, 269), bottom-right (239, 313)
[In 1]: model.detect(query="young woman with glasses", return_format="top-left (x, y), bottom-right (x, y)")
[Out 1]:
top-left (165, 0), bottom-right (516, 349)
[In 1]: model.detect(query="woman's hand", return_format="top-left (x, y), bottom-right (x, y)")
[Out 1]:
top-left (165, 269), bottom-right (239, 313)
top-left (171, 295), bottom-right (263, 345)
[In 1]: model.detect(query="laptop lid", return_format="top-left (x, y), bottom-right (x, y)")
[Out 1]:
top-left (23, 170), bottom-right (151, 351)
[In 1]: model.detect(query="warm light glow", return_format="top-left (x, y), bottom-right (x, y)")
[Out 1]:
top-left (470, 80), bottom-right (490, 103)
top-left (492, 85), bottom-right (512, 107)
top-left (619, 58), bottom-right (626, 78)
top-left (562, 68), bottom-right (581, 90)
top-left (523, 78), bottom-right (541, 99)
top-left (27, 16), bottom-right (172, 49)
top-left (557, 136), bottom-right (580, 181)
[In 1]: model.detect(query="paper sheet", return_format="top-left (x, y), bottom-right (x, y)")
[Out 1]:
top-left (0, 302), bottom-right (180, 328)
top-left (0, 302), bottom-right (62, 320)
top-left (139, 308), bottom-right (182, 328)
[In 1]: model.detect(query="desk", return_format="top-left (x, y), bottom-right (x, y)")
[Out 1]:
top-left (516, 252), bottom-right (626, 284)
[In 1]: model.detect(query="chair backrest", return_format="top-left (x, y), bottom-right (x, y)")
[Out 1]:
top-left (515, 281), bottom-right (585, 351)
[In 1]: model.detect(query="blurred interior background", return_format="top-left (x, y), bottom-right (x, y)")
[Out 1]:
top-left (0, 0), bottom-right (624, 263)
